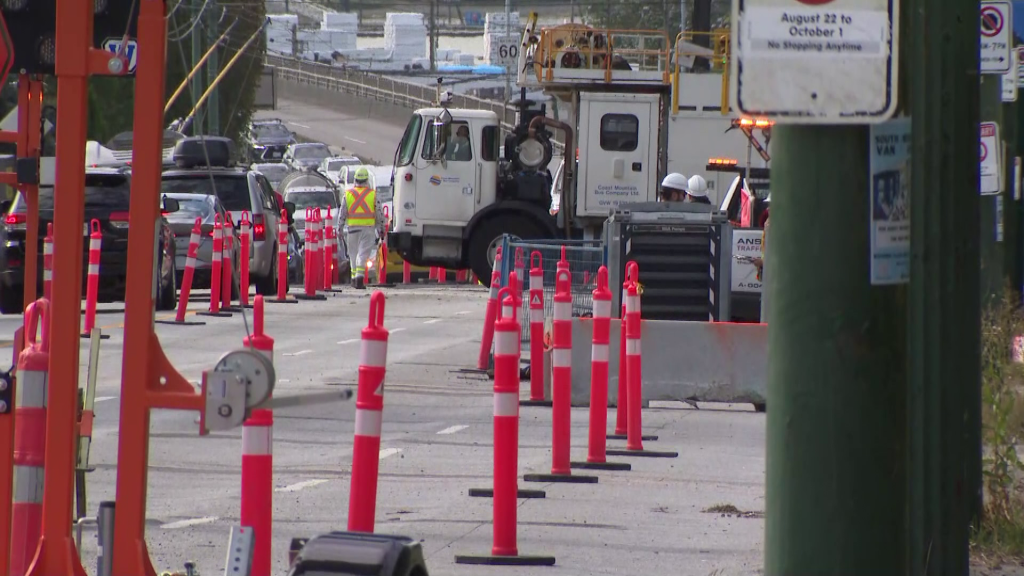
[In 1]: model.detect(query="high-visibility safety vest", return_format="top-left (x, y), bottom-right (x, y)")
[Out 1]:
top-left (345, 185), bottom-right (376, 227)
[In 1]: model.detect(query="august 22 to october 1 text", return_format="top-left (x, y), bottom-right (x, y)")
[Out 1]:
top-left (743, 7), bottom-right (888, 56)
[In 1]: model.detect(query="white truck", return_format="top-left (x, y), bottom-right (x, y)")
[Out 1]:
top-left (386, 24), bottom-right (769, 285)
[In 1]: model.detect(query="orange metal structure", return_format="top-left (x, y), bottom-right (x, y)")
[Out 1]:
top-left (0, 73), bottom-right (42, 576)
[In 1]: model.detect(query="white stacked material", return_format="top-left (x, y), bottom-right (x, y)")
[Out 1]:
top-left (266, 15), bottom-right (299, 55)
top-left (456, 53), bottom-right (476, 66)
top-left (322, 11), bottom-right (357, 30)
top-left (384, 12), bottom-right (426, 60)
top-left (483, 12), bottom-right (520, 67)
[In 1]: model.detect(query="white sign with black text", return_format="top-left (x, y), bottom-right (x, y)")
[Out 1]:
top-left (981, 1), bottom-right (1013, 74)
top-left (981, 122), bottom-right (1002, 195)
top-left (730, 0), bottom-right (899, 124)
top-left (1004, 48), bottom-right (1019, 101)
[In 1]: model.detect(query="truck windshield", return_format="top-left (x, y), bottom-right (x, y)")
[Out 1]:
top-left (395, 114), bottom-right (423, 167)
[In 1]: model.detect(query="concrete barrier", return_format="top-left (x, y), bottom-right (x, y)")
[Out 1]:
top-left (567, 318), bottom-right (767, 408)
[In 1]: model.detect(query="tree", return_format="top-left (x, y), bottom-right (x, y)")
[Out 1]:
top-left (581, 0), bottom-right (731, 41)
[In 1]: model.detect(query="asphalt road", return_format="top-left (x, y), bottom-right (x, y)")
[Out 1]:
top-left (0, 285), bottom-right (767, 576)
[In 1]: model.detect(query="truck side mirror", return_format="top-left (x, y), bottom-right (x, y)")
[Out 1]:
top-left (284, 201), bottom-right (296, 217)
top-left (431, 120), bottom-right (447, 160)
top-left (162, 196), bottom-right (180, 214)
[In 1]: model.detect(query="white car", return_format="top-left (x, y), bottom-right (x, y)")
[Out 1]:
top-left (319, 156), bottom-right (362, 186)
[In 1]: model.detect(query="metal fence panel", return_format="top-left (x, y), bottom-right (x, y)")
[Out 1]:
top-left (496, 236), bottom-right (605, 345)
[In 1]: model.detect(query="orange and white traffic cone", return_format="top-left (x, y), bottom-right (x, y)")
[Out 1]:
top-left (241, 294), bottom-right (274, 576)
top-left (239, 212), bottom-right (252, 307)
top-left (82, 219), bottom-right (101, 336)
top-left (42, 223), bottom-right (52, 301)
top-left (158, 217), bottom-right (207, 326)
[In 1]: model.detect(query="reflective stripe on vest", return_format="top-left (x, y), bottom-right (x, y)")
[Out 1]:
top-left (346, 186), bottom-right (376, 227)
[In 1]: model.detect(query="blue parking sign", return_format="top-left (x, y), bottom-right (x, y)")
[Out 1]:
top-left (102, 37), bottom-right (138, 74)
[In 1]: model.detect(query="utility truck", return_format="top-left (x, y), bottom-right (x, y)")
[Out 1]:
top-left (387, 22), bottom-right (767, 284)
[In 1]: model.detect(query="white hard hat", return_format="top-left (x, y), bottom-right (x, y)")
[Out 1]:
top-left (687, 175), bottom-right (708, 197)
top-left (661, 172), bottom-right (689, 191)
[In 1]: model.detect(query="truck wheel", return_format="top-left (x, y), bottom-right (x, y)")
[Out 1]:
top-left (468, 216), bottom-right (544, 288)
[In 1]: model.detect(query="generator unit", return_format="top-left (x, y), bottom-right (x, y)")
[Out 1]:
top-left (604, 202), bottom-right (733, 321)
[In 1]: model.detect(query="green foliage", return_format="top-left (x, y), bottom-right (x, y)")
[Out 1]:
top-left (973, 288), bottom-right (1024, 560)
top-left (85, 0), bottom-right (266, 146)
top-left (580, 0), bottom-right (732, 40)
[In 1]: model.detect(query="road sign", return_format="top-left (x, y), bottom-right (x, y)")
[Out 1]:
top-left (729, 0), bottom-right (899, 124)
top-left (980, 2), bottom-right (1012, 73)
top-left (981, 122), bottom-right (1002, 195)
top-left (1004, 48), bottom-right (1018, 101)
top-left (102, 37), bottom-right (137, 74)
top-left (487, 34), bottom-right (519, 69)
top-left (0, 14), bottom-right (13, 88)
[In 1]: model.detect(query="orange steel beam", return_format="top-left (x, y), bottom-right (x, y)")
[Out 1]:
top-left (0, 327), bottom-right (22, 576)
top-left (24, 0), bottom-right (128, 571)
top-left (21, 77), bottom-right (43, 314)
top-left (112, 0), bottom-right (207, 574)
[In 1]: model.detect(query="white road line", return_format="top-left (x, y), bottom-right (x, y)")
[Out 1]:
top-left (423, 319), bottom-right (442, 324)
top-left (379, 448), bottom-right (402, 460)
top-left (337, 338), bottom-right (360, 345)
top-left (94, 396), bottom-right (117, 403)
top-left (160, 516), bottom-right (219, 530)
top-left (290, 122), bottom-right (310, 129)
top-left (436, 425), bottom-right (468, 435)
top-left (390, 327), bottom-right (406, 333)
top-left (456, 310), bottom-right (472, 315)
top-left (284, 350), bottom-right (313, 357)
top-left (275, 479), bottom-right (329, 493)
top-left (279, 379), bottom-right (291, 383)
top-left (345, 136), bottom-right (367, 144)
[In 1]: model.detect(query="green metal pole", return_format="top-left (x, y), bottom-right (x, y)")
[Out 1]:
top-left (980, 75), bottom-right (1004, 303)
top-left (905, 0), bottom-right (980, 569)
top-left (763, 126), bottom-right (907, 574)
top-left (190, 0), bottom-right (206, 135)
top-left (1003, 91), bottom-right (1019, 292)
top-left (207, 3), bottom-right (221, 136)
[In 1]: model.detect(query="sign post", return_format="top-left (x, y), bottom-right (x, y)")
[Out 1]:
top-left (980, 1), bottom-right (1012, 74)
top-left (729, 0), bottom-right (899, 124)
top-left (1003, 48), bottom-right (1018, 101)
top-left (980, 121), bottom-right (1002, 195)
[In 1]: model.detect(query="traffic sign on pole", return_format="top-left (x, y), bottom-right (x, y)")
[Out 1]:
top-left (729, 0), bottom-right (899, 124)
top-left (981, 122), bottom-right (1002, 195)
top-left (102, 37), bottom-right (137, 74)
top-left (980, 1), bottom-right (1012, 74)
top-left (0, 13), bottom-right (13, 88)
top-left (1003, 48), bottom-right (1018, 101)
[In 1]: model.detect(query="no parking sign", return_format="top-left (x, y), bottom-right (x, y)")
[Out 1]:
top-left (981, 122), bottom-right (1002, 195)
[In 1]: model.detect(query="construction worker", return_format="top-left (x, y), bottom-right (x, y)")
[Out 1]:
top-left (659, 173), bottom-right (689, 202)
top-left (685, 174), bottom-right (712, 205)
top-left (337, 167), bottom-right (380, 289)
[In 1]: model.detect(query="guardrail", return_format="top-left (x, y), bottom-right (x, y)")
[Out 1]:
top-left (266, 54), bottom-right (565, 151)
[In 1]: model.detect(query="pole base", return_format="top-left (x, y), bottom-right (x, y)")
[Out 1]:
top-left (267, 298), bottom-right (300, 304)
top-left (454, 553), bottom-right (556, 566)
top-left (196, 311), bottom-right (233, 317)
top-left (468, 488), bottom-right (546, 499)
top-left (605, 448), bottom-right (679, 458)
top-left (607, 434), bottom-right (659, 441)
top-left (523, 472), bottom-right (598, 484)
top-left (154, 319), bottom-right (207, 326)
top-left (80, 333), bottom-right (111, 340)
top-left (570, 460), bottom-right (632, 471)
top-left (520, 399), bottom-right (552, 407)
top-left (293, 293), bottom-right (328, 301)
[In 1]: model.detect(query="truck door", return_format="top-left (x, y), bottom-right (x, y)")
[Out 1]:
top-left (577, 92), bottom-right (661, 218)
top-left (414, 119), bottom-right (477, 223)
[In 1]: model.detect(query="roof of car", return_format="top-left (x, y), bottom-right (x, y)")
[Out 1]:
top-left (162, 166), bottom-right (249, 178)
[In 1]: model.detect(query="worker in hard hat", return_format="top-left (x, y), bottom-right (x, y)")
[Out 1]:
top-left (659, 173), bottom-right (689, 202)
top-left (685, 174), bottom-right (712, 205)
top-left (337, 167), bottom-right (380, 289)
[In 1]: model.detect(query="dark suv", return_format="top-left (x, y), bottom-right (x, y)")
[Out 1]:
top-left (247, 119), bottom-right (297, 163)
top-left (0, 168), bottom-right (179, 314)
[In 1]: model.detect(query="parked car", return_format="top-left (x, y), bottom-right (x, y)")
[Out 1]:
top-left (247, 119), bottom-right (297, 163)
top-left (283, 142), bottom-right (332, 171)
top-left (161, 192), bottom-right (241, 294)
top-left (251, 162), bottom-right (290, 191)
top-left (318, 156), bottom-right (362, 185)
top-left (161, 137), bottom-right (284, 296)
top-left (0, 167), bottom-right (180, 314)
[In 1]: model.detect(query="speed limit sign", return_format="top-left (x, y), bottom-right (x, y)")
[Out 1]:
top-left (488, 34), bottom-right (520, 67)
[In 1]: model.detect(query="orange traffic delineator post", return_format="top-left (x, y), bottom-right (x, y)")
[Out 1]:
top-left (268, 209), bottom-right (298, 304)
top-left (295, 210), bottom-right (327, 301)
top-left (469, 272), bottom-right (545, 500)
top-left (157, 217), bottom-right (206, 326)
top-left (513, 248), bottom-right (525, 302)
top-left (402, 260), bottom-right (412, 284)
top-left (475, 247), bottom-right (502, 370)
top-left (348, 291), bottom-right (390, 533)
top-left (606, 278), bottom-right (678, 459)
top-left (42, 224), bottom-right (52, 301)
top-left (80, 220), bottom-right (102, 338)
top-left (11, 299), bottom-right (49, 576)
top-left (239, 211), bottom-right (253, 308)
top-left (321, 208), bottom-right (344, 293)
top-left (572, 266), bottom-right (631, 472)
top-left (607, 261), bottom-right (656, 442)
top-left (241, 295), bottom-right (274, 576)
top-left (196, 214), bottom-right (232, 318)
top-left (456, 285), bottom-right (556, 567)
top-left (521, 251), bottom-right (550, 407)
top-left (221, 215), bottom-right (242, 312)
top-left (525, 266), bottom-right (598, 485)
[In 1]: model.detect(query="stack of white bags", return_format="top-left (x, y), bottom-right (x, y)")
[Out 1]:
top-left (483, 12), bottom-right (520, 67)
top-left (320, 12), bottom-right (358, 51)
top-left (384, 13), bottom-right (427, 60)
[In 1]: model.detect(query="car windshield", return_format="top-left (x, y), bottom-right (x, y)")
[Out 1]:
top-left (161, 175), bottom-right (252, 213)
top-left (286, 190), bottom-right (338, 210)
top-left (326, 159), bottom-right (359, 172)
top-left (253, 124), bottom-right (291, 138)
top-left (163, 195), bottom-right (217, 224)
top-left (293, 145), bottom-right (330, 160)
top-left (17, 174), bottom-right (132, 212)
top-left (254, 164), bottom-right (289, 181)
